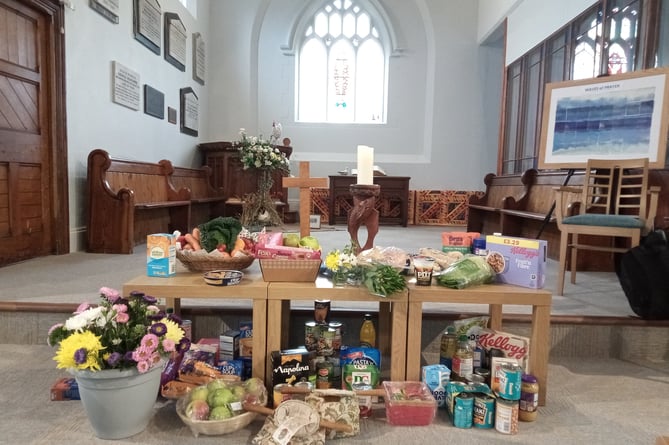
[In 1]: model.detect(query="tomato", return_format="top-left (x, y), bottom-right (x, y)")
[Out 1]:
top-left (217, 243), bottom-right (227, 253)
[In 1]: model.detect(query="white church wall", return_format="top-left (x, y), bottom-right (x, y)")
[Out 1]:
top-left (64, 0), bottom-right (210, 251)
top-left (206, 0), bottom-right (497, 203)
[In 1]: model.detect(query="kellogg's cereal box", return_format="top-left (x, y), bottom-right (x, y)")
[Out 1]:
top-left (146, 233), bottom-right (176, 277)
top-left (485, 235), bottom-right (546, 288)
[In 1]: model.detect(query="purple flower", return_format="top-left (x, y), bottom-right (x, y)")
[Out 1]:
top-left (123, 351), bottom-right (135, 363)
top-left (106, 352), bottom-right (122, 367)
top-left (129, 291), bottom-right (145, 298)
top-left (168, 313), bottom-right (183, 325)
top-left (149, 322), bottom-right (167, 336)
top-left (74, 348), bottom-right (88, 365)
top-left (142, 294), bottom-right (158, 305)
top-left (176, 337), bottom-right (191, 353)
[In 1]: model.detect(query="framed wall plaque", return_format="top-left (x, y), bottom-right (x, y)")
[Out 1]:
top-left (192, 32), bottom-right (205, 85)
top-left (144, 85), bottom-right (164, 119)
top-left (112, 61), bottom-right (140, 111)
top-left (133, 0), bottom-right (161, 55)
top-left (90, 0), bottom-right (119, 24)
top-left (180, 87), bottom-right (198, 136)
top-left (164, 12), bottom-right (186, 72)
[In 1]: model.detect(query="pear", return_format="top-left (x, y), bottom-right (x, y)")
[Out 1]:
top-left (283, 233), bottom-right (300, 247)
top-left (299, 235), bottom-right (320, 250)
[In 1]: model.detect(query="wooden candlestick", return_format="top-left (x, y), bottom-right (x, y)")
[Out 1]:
top-left (347, 184), bottom-right (380, 254)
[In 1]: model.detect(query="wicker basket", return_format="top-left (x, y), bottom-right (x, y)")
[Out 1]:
top-left (176, 250), bottom-right (255, 272)
top-left (176, 397), bottom-right (257, 437)
top-left (259, 259), bottom-right (322, 282)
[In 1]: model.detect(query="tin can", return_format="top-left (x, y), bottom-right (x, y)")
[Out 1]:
top-left (472, 238), bottom-right (487, 256)
top-left (328, 321), bottom-right (343, 351)
top-left (473, 394), bottom-right (495, 429)
top-left (495, 398), bottom-right (519, 434)
top-left (181, 319), bottom-right (192, 341)
top-left (317, 327), bottom-right (335, 357)
top-left (474, 367), bottom-right (491, 386)
top-left (316, 361), bottom-right (333, 389)
top-left (466, 374), bottom-right (486, 385)
top-left (497, 363), bottom-right (522, 400)
top-left (304, 321), bottom-right (319, 352)
top-left (314, 300), bottom-right (331, 324)
top-left (453, 393), bottom-right (474, 428)
top-left (294, 380), bottom-right (314, 400)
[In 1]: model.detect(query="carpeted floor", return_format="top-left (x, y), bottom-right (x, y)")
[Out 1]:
top-left (1, 344), bottom-right (667, 445)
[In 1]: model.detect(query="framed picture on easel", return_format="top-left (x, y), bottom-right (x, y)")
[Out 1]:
top-left (538, 68), bottom-right (669, 169)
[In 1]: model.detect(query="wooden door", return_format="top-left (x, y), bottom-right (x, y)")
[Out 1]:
top-left (0, 0), bottom-right (68, 267)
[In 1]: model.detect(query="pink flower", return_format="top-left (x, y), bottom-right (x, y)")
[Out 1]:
top-left (112, 303), bottom-right (127, 313)
top-left (141, 334), bottom-right (159, 351)
top-left (151, 352), bottom-right (161, 365)
top-left (161, 338), bottom-right (176, 352)
top-left (132, 345), bottom-right (153, 362)
top-left (74, 302), bottom-right (91, 314)
top-left (115, 312), bottom-right (129, 323)
top-left (99, 287), bottom-right (121, 304)
top-left (136, 360), bottom-right (150, 373)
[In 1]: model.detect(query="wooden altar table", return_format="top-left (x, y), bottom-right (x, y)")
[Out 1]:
top-left (406, 283), bottom-right (552, 405)
top-left (122, 270), bottom-right (268, 380)
top-left (266, 278), bottom-right (409, 384)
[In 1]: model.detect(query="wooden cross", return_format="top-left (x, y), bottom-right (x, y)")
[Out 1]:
top-left (282, 162), bottom-right (328, 238)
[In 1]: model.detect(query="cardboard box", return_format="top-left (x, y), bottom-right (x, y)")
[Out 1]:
top-left (146, 233), bottom-right (176, 277)
top-left (271, 347), bottom-right (314, 389)
top-left (217, 359), bottom-right (244, 378)
top-left (442, 232), bottom-right (481, 254)
top-left (220, 329), bottom-right (240, 360)
top-left (485, 235), bottom-right (546, 288)
top-left (196, 337), bottom-right (220, 362)
top-left (239, 321), bottom-right (253, 358)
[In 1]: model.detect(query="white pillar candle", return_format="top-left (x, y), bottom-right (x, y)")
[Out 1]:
top-left (357, 145), bottom-right (374, 185)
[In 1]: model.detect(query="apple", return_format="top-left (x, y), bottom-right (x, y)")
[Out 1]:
top-left (283, 233), bottom-right (300, 247)
top-left (299, 235), bottom-right (320, 250)
top-left (189, 385), bottom-right (209, 402)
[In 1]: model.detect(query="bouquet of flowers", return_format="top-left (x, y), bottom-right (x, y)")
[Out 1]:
top-left (47, 287), bottom-right (191, 373)
top-left (325, 243), bottom-right (407, 297)
top-left (235, 127), bottom-right (290, 173)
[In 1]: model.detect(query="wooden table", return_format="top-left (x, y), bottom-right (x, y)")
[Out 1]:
top-left (328, 175), bottom-right (411, 226)
top-left (406, 283), bottom-right (552, 405)
top-left (266, 277), bottom-right (409, 384)
top-left (122, 270), bottom-right (268, 380)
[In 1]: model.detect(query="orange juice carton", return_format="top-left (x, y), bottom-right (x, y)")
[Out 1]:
top-left (146, 233), bottom-right (176, 277)
top-left (485, 235), bottom-right (546, 288)
top-left (442, 232), bottom-right (481, 254)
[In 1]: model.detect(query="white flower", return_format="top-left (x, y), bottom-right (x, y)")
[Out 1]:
top-left (65, 306), bottom-right (105, 331)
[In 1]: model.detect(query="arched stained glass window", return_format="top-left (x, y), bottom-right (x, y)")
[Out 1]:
top-left (296, 0), bottom-right (388, 123)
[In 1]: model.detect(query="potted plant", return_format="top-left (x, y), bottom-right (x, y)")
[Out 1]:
top-left (47, 287), bottom-right (191, 439)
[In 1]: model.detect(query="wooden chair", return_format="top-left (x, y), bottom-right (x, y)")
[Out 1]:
top-left (554, 158), bottom-right (660, 296)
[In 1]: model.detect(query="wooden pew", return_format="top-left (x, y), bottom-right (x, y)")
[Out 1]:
top-left (170, 165), bottom-right (226, 228)
top-left (87, 149), bottom-right (191, 254)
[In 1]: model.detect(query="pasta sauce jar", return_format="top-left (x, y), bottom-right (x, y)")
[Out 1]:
top-left (519, 373), bottom-right (539, 422)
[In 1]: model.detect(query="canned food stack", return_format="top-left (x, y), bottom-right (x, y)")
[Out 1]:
top-left (305, 300), bottom-right (343, 389)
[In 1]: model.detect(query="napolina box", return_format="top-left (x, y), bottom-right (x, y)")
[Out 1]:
top-left (485, 235), bottom-right (546, 289)
top-left (146, 233), bottom-right (176, 277)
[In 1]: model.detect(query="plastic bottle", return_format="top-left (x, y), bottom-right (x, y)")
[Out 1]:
top-left (359, 313), bottom-right (376, 348)
top-left (519, 373), bottom-right (539, 421)
top-left (451, 334), bottom-right (473, 381)
top-left (439, 326), bottom-right (458, 368)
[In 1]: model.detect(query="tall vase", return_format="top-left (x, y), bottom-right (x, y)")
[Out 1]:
top-left (71, 362), bottom-right (163, 439)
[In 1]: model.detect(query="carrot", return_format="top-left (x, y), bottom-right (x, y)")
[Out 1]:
top-left (184, 233), bottom-right (201, 251)
top-left (192, 227), bottom-right (201, 241)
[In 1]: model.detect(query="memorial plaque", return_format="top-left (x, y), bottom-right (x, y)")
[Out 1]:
top-left (112, 61), bottom-right (140, 111)
top-left (168, 107), bottom-right (177, 124)
top-left (134, 0), bottom-right (161, 55)
top-left (180, 87), bottom-right (198, 136)
top-left (164, 12), bottom-right (186, 72)
top-left (192, 32), bottom-right (205, 85)
top-left (144, 85), bottom-right (164, 119)
top-left (90, 0), bottom-right (119, 24)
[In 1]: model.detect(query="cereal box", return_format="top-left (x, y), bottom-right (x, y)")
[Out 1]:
top-left (146, 233), bottom-right (176, 277)
top-left (485, 235), bottom-right (546, 288)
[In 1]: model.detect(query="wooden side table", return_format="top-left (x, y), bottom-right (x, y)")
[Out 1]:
top-left (266, 278), bottom-right (409, 385)
top-left (406, 283), bottom-right (552, 405)
top-left (122, 270), bottom-right (269, 380)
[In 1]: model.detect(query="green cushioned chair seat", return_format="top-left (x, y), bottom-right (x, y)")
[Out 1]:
top-left (563, 214), bottom-right (645, 228)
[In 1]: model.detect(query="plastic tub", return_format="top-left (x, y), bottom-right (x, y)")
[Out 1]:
top-left (382, 381), bottom-right (437, 426)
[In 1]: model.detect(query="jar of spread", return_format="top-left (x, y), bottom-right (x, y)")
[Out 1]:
top-left (519, 373), bottom-right (539, 422)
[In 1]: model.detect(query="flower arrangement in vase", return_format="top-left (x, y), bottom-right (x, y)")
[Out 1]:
top-left (234, 123), bottom-right (290, 228)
